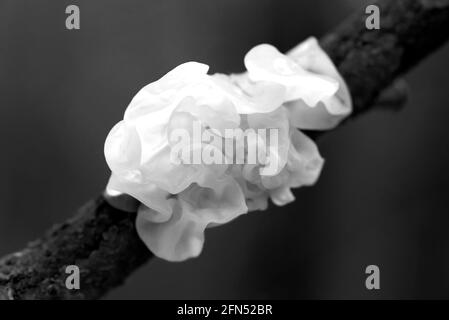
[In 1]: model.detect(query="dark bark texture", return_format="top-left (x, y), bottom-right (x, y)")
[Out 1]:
top-left (321, 0), bottom-right (449, 116)
top-left (1, 0), bottom-right (448, 299)
top-left (0, 197), bottom-right (151, 299)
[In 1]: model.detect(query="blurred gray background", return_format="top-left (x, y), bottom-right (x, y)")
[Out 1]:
top-left (1, 0), bottom-right (449, 299)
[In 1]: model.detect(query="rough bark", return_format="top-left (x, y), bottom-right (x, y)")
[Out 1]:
top-left (0, 197), bottom-right (151, 299)
top-left (1, 0), bottom-right (448, 299)
top-left (320, 0), bottom-right (449, 117)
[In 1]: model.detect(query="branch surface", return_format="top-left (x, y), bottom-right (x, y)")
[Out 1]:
top-left (1, 0), bottom-right (448, 300)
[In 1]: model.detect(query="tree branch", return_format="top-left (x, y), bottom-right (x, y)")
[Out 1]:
top-left (0, 197), bottom-right (151, 299)
top-left (320, 0), bottom-right (449, 117)
top-left (1, 0), bottom-right (448, 299)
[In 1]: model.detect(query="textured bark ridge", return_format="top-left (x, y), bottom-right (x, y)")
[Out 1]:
top-left (320, 0), bottom-right (449, 116)
top-left (1, 0), bottom-right (448, 299)
top-left (0, 197), bottom-right (152, 299)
